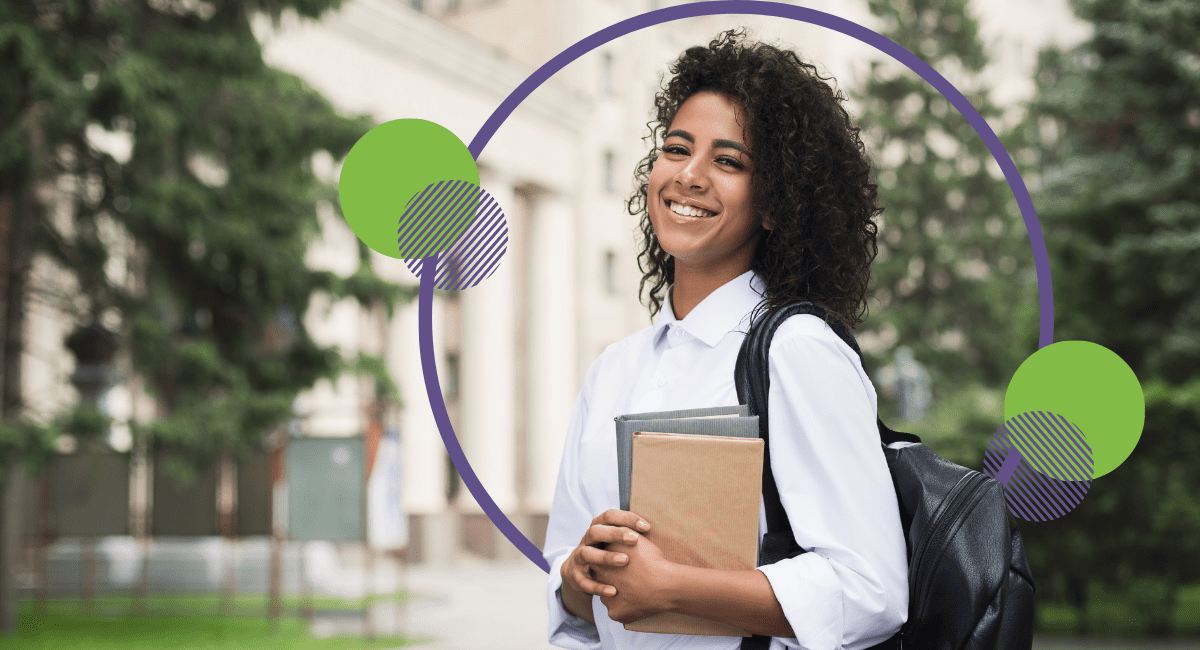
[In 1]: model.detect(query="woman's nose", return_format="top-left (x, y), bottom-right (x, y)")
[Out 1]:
top-left (675, 156), bottom-right (707, 189)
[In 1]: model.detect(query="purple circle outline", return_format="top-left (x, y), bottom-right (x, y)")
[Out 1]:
top-left (419, 0), bottom-right (1055, 572)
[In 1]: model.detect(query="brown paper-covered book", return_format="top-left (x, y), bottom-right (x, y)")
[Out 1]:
top-left (624, 431), bottom-right (764, 637)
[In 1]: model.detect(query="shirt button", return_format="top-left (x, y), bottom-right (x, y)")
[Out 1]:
top-left (656, 378), bottom-right (666, 388)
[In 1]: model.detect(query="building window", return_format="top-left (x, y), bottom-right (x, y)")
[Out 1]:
top-left (603, 151), bottom-right (615, 193)
top-left (446, 452), bottom-right (460, 500)
top-left (445, 353), bottom-right (460, 400)
top-left (601, 52), bottom-right (614, 96)
top-left (604, 251), bottom-right (617, 294)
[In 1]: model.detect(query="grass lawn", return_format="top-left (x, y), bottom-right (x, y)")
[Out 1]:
top-left (0, 597), bottom-right (420, 650)
top-left (25, 593), bottom-right (405, 617)
top-left (0, 612), bottom-right (417, 650)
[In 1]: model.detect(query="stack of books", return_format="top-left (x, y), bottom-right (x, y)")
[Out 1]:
top-left (614, 406), bottom-right (763, 637)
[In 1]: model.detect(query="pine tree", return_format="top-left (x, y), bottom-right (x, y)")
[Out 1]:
top-left (1016, 0), bottom-right (1200, 634)
top-left (856, 0), bottom-right (1036, 459)
top-left (0, 0), bottom-right (409, 632)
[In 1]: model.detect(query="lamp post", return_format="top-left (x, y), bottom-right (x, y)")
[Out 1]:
top-left (63, 322), bottom-right (119, 613)
top-left (64, 323), bottom-right (119, 411)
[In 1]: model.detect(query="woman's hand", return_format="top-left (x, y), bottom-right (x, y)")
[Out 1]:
top-left (594, 532), bottom-right (678, 624)
top-left (560, 510), bottom-right (653, 622)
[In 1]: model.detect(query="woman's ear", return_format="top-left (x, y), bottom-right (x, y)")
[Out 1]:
top-left (762, 220), bottom-right (773, 231)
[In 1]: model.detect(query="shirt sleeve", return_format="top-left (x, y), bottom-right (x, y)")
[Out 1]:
top-left (544, 360), bottom-right (603, 650)
top-left (754, 317), bottom-right (909, 650)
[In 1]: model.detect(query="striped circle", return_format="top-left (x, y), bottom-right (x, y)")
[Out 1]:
top-left (397, 180), bottom-right (480, 259)
top-left (1002, 410), bottom-right (1093, 482)
top-left (403, 187), bottom-right (507, 290)
top-left (983, 411), bottom-right (1093, 522)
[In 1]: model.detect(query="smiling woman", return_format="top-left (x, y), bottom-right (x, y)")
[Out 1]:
top-left (544, 29), bottom-right (905, 650)
top-left (647, 91), bottom-right (765, 319)
top-left (630, 29), bottom-right (881, 328)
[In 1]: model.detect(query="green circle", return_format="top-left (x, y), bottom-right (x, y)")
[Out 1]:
top-left (338, 119), bottom-right (479, 259)
top-left (1004, 341), bottom-right (1144, 479)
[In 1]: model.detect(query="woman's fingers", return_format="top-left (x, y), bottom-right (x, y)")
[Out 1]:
top-left (584, 510), bottom-right (651, 548)
top-left (574, 571), bottom-right (617, 597)
top-left (579, 544), bottom-right (629, 568)
top-left (592, 509), bottom-right (652, 532)
top-left (561, 510), bottom-right (651, 599)
top-left (584, 523), bottom-right (642, 548)
top-left (564, 552), bottom-right (617, 597)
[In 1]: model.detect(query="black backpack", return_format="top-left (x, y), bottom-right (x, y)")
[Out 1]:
top-left (734, 302), bottom-right (1035, 650)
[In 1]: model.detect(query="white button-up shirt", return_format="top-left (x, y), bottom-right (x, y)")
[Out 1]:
top-left (544, 271), bottom-right (908, 650)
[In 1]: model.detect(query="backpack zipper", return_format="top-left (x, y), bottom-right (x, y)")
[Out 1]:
top-left (909, 471), bottom-right (991, 619)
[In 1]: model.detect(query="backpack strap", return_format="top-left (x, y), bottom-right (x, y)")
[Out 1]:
top-left (734, 303), bottom-right (831, 566)
top-left (735, 301), bottom-right (920, 452)
top-left (735, 301), bottom-right (917, 650)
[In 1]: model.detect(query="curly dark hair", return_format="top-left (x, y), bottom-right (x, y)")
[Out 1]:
top-left (628, 29), bottom-right (880, 327)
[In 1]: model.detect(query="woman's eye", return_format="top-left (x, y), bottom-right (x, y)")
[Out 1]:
top-left (717, 156), bottom-right (745, 169)
top-left (663, 145), bottom-right (689, 155)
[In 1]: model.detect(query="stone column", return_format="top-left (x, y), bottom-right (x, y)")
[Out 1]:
top-left (458, 175), bottom-right (519, 557)
top-left (456, 172), bottom-right (518, 534)
top-left (524, 194), bottom-right (576, 547)
top-left (391, 295), bottom-right (453, 564)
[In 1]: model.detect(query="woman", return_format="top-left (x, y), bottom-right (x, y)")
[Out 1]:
top-left (544, 30), bottom-right (907, 650)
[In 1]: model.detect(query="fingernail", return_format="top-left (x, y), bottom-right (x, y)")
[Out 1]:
top-left (606, 587), bottom-right (617, 596)
top-left (638, 521), bottom-right (650, 530)
top-left (624, 531), bottom-right (638, 542)
top-left (615, 554), bottom-right (628, 563)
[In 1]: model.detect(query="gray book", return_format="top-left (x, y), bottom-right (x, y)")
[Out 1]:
top-left (615, 405), bottom-right (759, 511)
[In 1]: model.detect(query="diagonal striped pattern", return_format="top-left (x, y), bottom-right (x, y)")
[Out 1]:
top-left (403, 186), bottom-right (507, 290)
top-left (1005, 410), bottom-right (1093, 482)
top-left (983, 411), bottom-right (1093, 522)
top-left (397, 179), bottom-right (480, 259)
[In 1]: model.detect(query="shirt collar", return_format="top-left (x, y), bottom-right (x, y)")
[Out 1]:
top-left (653, 270), bottom-right (767, 348)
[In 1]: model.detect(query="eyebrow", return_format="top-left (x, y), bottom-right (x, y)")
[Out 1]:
top-left (664, 129), bottom-right (751, 156)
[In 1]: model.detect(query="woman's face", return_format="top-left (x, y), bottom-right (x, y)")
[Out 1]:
top-left (647, 91), bottom-right (767, 272)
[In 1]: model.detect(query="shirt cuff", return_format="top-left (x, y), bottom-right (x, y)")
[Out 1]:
top-left (757, 553), bottom-right (843, 650)
top-left (547, 553), bottom-right (602, 649)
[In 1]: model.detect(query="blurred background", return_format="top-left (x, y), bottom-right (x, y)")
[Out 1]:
top-left (0, 0), bottom-right (1197, 648)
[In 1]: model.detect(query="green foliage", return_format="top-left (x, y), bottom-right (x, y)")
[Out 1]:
top-left (857, 0), bottom-right (1037, 445)
top-left (1026, 0), bottom-right (1200, 383)
top-left (0, 405), bottom-right (116, 477)
top-left (349, 351), bottom-right (402, 405)
top-left (0, 419), bottom-right (55, 477)
top-left (1015, 0), bottom-right (1200, 634)
top-left (1037, 582), bottom-right (1200, 637)
top-left (0, 610), bottom-right (416, 650)
top-left (56, 404), bottom-right (113, 439)
top-left (908, 384), bottom-right (1005, 466)
top-left (1, 0), bottom-right (410, 467)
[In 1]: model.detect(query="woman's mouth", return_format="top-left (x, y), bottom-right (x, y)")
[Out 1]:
top-left (666, 200), bottom-right (717, 218)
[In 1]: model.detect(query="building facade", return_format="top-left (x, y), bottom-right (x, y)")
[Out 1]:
top-left (253, 0), bottom-right (1090, 562)
top-left (19, 0), bottom-right (1090, 566)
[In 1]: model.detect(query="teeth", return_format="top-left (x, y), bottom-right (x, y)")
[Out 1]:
top-left (669, 201), bottom-right (715, 218)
